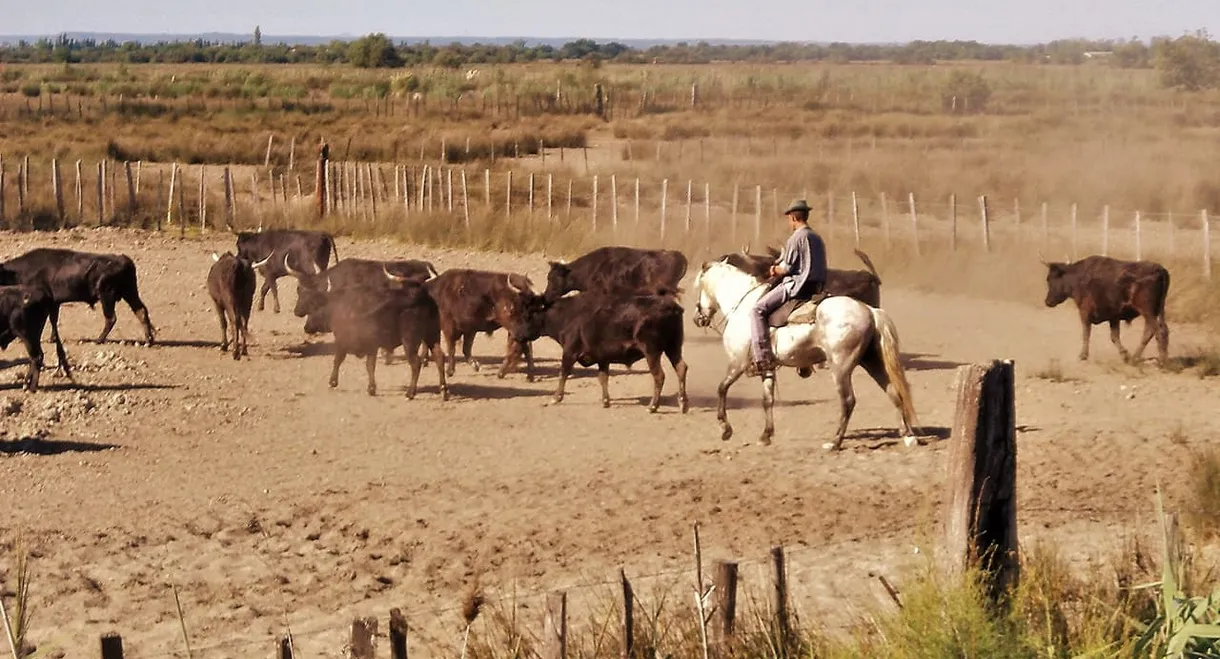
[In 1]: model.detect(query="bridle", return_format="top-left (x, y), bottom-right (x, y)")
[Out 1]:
top-left (693, 271), bottom-right (767, 335)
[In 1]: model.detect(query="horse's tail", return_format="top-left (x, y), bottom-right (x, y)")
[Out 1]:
top-left (869, 307), bottom-right (919, 431)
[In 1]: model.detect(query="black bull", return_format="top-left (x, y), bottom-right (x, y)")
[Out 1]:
top-left (543, 246), bottom-right (688, 302)
top-left (235, 229), bottom-right (339, 313)
top-left (0, 248), bottom-right (155, 374)
top-left (1042, 254), bottom-right (1170, 364)
top-left (512, 291), bottom-right (689, 413)
top-left (0, 285), bottom-right (64, 392)
top-left (719, 246), bottom-right (883, 307)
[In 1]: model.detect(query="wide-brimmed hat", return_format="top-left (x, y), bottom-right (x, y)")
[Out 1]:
top-left (783, 199), bottom-right (812, 215)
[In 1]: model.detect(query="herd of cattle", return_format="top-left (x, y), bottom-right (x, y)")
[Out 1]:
top-left (0, 228), bottom-right (1174, 424)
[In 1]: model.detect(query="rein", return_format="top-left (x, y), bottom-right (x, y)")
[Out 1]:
top-left (699, 271), bottom-right (768, 336)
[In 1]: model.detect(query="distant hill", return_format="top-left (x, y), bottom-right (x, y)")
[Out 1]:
top-left (0, 32), bottom-right (792, 48)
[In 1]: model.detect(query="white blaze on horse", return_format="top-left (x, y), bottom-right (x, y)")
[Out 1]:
top-left (691, 259), bottom-right (921, 449)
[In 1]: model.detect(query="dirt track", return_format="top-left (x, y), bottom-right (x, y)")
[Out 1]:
top-left (0, 228), bottom-right (1217, 658)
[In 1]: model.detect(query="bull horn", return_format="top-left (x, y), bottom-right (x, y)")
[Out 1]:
top-left (314, 260), bottom-right (322, 275)
top-left (426, 264), bottom-right (439, 281)
top-left (252, 251), bottom-right (273, 270)
top-left (1037, 250), bottom-right (1049, 266)
top-left (506, 275), bottom-right (522, 294)
top-left (326, 275), bottom-right (333, 293)
top-left (211, 252), bottom-right (220, 263)
top-left (740, 243), bottom-right (750, 255)
top-left (283, 253), bottom-right (307, 278)
top-left (383, 265), bottom-right (410, 282)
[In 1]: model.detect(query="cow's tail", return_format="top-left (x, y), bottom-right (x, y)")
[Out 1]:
top-left (869, 307), bottom-right (919, 431)
top-left (854, 248), bottom-right (881, 284)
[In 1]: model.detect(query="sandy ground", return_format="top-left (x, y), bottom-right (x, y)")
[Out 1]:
top-left (0, 228), bottom-right (1217, 658)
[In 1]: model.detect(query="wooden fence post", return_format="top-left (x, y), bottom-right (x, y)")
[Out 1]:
top-left (1070, 203), bottom-right (1078, 260)
top-left (978, 195), bottom-right (991, 253)
top-left (547, 173), bottom-right (554, 220)
top-left (1204, 210), bottom-right (1212, 280)
top-left (461, 170), bottom-right (470, 230)
top-left (0, 163), bottom-right (5, 225)
top-left (567, 180), bottom-right (573, 219)
top-left (712, 560), bottom-right (739, 652)
top-left (96, 162), bottom-right (104, 225)
top-left (660, 178), bottom-right (668, 241)
top-left (528, 172), bottom-right (535, 219)
top-left (942, 360), bottom-right (1018, 603)
top-left (685, 180), bottom-right (693, 235)
top-left (52, 158), bottom-right (65, 225)
top-left (880, 191), bottom-right (890, 248)
top-left (316, 143), bottom-right (329, 219)
top-left (1040, 202), bottom-right (1048, 248)
top-left (223, 167), bottom-right (235, 230)
top-left (350, 617), bottom-right (377, 659)
top-left (620, 569), bottom-right (634, 659)
top-left (74, 159), bottom-right (83, 222)
top-left (1134, 211), bottom-right (1142, 261)
top-left (506, 171), bottom-right (512, 219)
top-left (634, 178), bottom-right (640, 228)
top-left (197, 165), bottom-right (206, 230)
top-left (950, 193), bottom-right (958, 251)
top-left (611, 174), bottom-right (619, 233)
top-left (908, 192), bottom-right (919, 256)
top-left (484, 168), bottom-right (491, 211)
top-left (389, 608), bottom-right (408, 659)
top-left (264, 134), bottom-right (274, 168)
top-left (544, 591), bottom-right (568, 659)
top-left (1101, 205), bottom-right (1110, 256)
top-left (730, 184), bottom-right (738, 245)
top-left (851, 191), bottom-right (861, 246)
top-left (124, 161), bottom-right (136, 222)
top-left (754, 185), bottom-right (761, 246)
top-left (592, 174), bottom-right (599, 231)
top-left (771, 546), bottom-right (791, 651)
top-left (100, 633), bottom-right (124, 659)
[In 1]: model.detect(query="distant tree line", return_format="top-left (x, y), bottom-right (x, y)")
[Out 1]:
top-left (1, 30), bottom-right (1217, 89)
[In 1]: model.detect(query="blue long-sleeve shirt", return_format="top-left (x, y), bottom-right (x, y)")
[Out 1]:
top-left (775, 226), bottom-right (827, 298)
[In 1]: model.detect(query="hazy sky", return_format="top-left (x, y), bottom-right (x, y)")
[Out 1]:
top-left (5, 0), bottom-right (1218, 43)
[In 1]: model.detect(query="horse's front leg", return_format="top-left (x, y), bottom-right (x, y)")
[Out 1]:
top-left (717, 359), bottom-right (748, 441)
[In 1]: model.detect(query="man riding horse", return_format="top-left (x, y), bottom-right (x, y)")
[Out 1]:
top-left (750, 199), bottom-right (828, 378)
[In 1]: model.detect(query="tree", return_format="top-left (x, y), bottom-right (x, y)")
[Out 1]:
top-left (1154, 31), bottom-right (1220, 90)
top-left (254, 25), bottom-right (262, 47)
top-left (348, 33), bottom-right (402, 68)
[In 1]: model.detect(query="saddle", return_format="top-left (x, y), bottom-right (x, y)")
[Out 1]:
top-left (768, 292), bottom-right (829, 328)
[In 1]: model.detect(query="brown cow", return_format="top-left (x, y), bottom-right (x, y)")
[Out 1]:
top-left (720, 245), bottom-right (883, 307)
top-left (1042, 254), bottom-right (1170, 364)
top-left (207, 252), bottom-right (261, 360)
top-left (319, 281), bottom-right (447, 399)
top-left (422, 269), bottom-right (538, 381)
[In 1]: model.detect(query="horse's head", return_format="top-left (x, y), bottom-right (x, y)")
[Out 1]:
top-left (692, 259), bottom-right (732, 328)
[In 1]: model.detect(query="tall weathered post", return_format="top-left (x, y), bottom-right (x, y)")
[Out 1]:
top-left (942, 360), bottom-right (1018, 603)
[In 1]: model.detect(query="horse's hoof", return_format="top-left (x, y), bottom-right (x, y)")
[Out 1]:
top-left (497, 372), bottom-right (507, 380)
top-left (367, 387), bottom-right (376, 396)
top-left (680, 398), bottom-right (689, 414)
top-left (721, 425), bottom-right (733, 441)
top-left (471, 361), bottom-right (482, 372)
top-left (822, 442), bottom-right (838, 451)
top-left (328, 379), bottom-right (338, 389)
top-left (902, 435), bottom-right (921, 448)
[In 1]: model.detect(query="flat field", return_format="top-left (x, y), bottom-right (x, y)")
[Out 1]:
top-left (0, 226), bottom-right (1217, 657)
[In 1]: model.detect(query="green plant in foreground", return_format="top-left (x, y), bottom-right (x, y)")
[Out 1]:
top-left (1133, 488), bottom-right (1220, 658)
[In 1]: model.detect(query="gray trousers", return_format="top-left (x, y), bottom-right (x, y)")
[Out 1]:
top-left (751, 285), bottom-right (792, 363)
